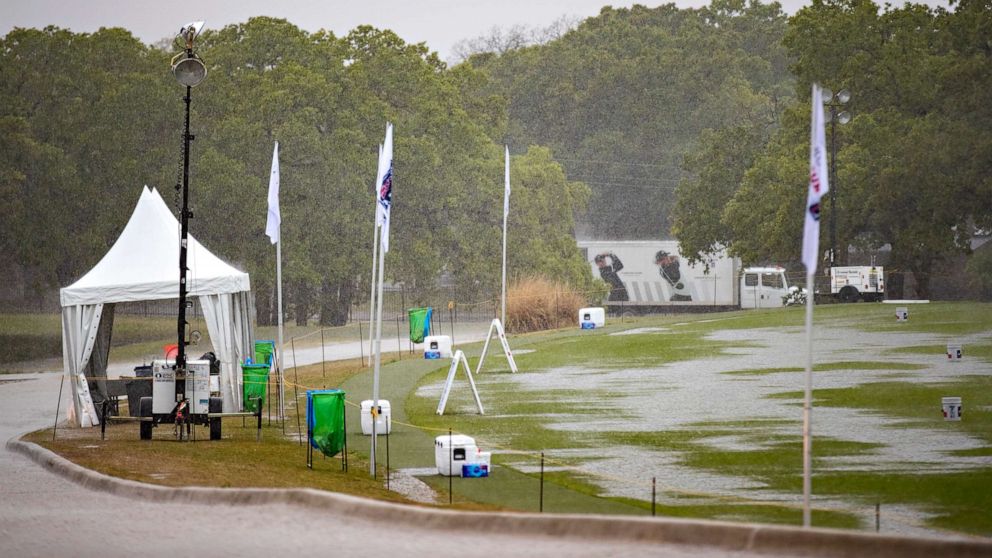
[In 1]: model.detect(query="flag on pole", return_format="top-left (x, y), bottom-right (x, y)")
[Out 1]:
top-left (375, 123), bottom-right (394, 252)
top-left (265, 141), bottom-right (281, 244)
top-left (504, 145), bottom-right (511, 219)
top-left (802, 84), bottom-right (829, 274)
top-left (501, 145), bottom-right (511, 326)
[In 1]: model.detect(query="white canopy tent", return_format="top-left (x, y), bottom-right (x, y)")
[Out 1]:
top-left (60, 186), bottom-right (254, 426)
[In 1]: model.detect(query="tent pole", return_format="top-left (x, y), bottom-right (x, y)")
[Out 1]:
top-left (52, 373), bottom-right (65, 442)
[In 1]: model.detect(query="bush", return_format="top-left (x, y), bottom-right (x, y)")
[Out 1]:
top-left (0, 333), bottom-right (62, 364)
top-left (506, 276), bottom-right (588, 333)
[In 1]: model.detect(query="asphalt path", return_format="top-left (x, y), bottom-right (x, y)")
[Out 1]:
top-left (1, 334), bottom-right (766, 557)
top-left (105, 321), bottom-right (495, 377)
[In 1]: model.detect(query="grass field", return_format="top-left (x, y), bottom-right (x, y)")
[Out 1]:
top-left (27, 302), bottom-right (992, 539)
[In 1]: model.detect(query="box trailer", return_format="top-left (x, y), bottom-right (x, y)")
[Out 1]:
top-left (829, 266), bottom-right (885, 302)
top-left (578, 240), bottom-right (794, 312)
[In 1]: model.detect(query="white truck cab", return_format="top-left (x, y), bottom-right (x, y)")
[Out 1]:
top-left (740, 267), bottom-right (791, 309)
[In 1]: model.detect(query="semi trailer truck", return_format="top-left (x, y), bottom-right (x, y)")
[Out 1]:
top-left (577, 240), bottom-right (795, 313)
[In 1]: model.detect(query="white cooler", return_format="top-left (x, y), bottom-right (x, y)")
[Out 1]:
top-left (360, 399), bottom-right (391, 435)
top-left (435, 434), bottom-right (478, 476)
top-left (579, 307), bottom-right (605, 329)
top-left (424, 335), bottom-right (453, 359)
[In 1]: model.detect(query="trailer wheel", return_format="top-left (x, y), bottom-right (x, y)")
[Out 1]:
top-left (839, 286), bottom-right (860, 303)
top-left (209, 397), bottom-right (223, 440)
top-left (139, 396), bottom-right (153, 440)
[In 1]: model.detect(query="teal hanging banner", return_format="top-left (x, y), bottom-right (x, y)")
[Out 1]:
top-left (241, 363), bottom-right (270, 412)
top-left (307, 389), bottom-right (346, 457)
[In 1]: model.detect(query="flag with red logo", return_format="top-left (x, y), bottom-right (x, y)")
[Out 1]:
top-left (374, 123), bottom-right (394, 252)
top-left (802, 84), bottom-right (829, 274)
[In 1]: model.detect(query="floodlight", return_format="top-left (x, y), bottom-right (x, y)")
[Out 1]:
top-left (821, 87), bottom-right (833, 103)
top-left (837, 111), bottom-right (851, 125)
top-left (171, 20), bottom-right (207, 87)
top-left (173, 55), bottom-right (207, 87)
top-left (837, 89), bottom-right (851, 104)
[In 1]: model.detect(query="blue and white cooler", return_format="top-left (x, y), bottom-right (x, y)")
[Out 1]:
top-left (424, 335), bottom-right (452, 359)
top-left (579, 307), bottom-right (605, 329)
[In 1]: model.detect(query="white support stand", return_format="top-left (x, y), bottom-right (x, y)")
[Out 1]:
top-left (475, 318), bottom-right (518, 375)
top-left (436, 350), bottom-right (484, 416)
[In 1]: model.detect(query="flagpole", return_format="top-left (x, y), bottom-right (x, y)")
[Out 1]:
top-left (802, 270), bottom-right (813, 527)
top-left (370, 123), bottom-right (393, 477)
top-left (277, 238), bottom-right (285, 419)
top-left (368, 144), bottom-right (383, 367)
top-left (501, 145), bottom-right (510, 326)
top-left (265, 141), bottom-right (284, 419)
top-left (370, 223), bottom-right (386, 476)
top-left (367, 216), bottom-right (379, 368)
top-left (801, 84), bottom-right (829, 528)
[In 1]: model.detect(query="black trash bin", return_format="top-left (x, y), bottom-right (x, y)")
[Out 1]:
top-left (124, 365), bottom-right (153, 417)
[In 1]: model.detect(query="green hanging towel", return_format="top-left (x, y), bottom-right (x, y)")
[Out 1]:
top-left (408, 307), bottom-right (432, 343)
top-left (242, 363), bottom-right (270, 412)
top-left (308, 390), bottom-right (346, 457)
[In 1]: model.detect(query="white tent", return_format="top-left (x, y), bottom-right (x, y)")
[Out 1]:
top-left (60, 186), bottom-right (254, 426)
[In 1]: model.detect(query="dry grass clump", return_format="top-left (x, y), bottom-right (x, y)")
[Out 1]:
top-left (506, 276), bottom-right (586, 333)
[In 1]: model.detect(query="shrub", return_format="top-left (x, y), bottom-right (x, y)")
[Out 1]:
top-left (506, 276), bottom-right (588, 333)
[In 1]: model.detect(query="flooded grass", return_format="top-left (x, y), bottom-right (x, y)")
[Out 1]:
top-left (25, 302), bottom-right (992, 537)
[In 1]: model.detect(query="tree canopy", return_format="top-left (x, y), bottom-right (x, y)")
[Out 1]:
top-left (467, 0), bottom-right (794, 239)
top-left (674, 0), bottom-right (992, 296)
top-left (0, 18), bottom-right (593, 322)
top-left (4, 0), bottom-right (990, 312)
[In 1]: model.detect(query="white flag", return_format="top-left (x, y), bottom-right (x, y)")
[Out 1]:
top-left (802, 85), bottom-right (829, 275)
top-left (504, 145), bottom-right (511, 219)
top-left (265, 141), bottom-right (281, 244)
top-left (375, 123), bottom-right (394, 252)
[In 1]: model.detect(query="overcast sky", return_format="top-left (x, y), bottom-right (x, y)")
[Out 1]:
top-left (1, 0), bottom-right (954, 62)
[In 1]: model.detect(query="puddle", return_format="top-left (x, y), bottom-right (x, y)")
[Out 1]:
top-left (609, 327), bottom-right (669, 336)
top-left (458, 324), bottom-right (992, 535)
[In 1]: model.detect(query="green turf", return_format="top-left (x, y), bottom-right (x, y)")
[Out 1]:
top-left (724, 361), bottom-right (927, 376)
top-left (26, 301), bottom-right (992, 538)
top-left (393, 302), bottom-right (992, 536)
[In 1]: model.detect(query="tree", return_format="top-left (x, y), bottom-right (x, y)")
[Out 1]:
top-left (466, 1), bottom-right (793, 239)
top-left (673, 0), bottom-right (992, 298)
top-left (777, 0), bottom-right (987, 294)
top-left (0, 18), bottom-right (598, 317)
top-left (0, 27), bottom-right (175, 298)
top-left (673, 124), bottom-right (775, 265)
